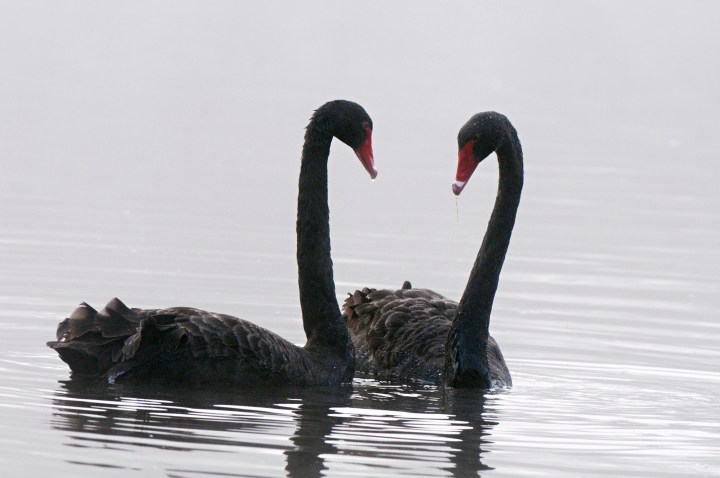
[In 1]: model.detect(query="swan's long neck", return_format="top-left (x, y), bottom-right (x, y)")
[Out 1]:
top-left (445, 134), bottom-right (523, 387)
top-left (297, 120), bottom-right (350, 356)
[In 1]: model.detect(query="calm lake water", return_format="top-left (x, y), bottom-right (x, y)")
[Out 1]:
top-left (1, 1), bottom-right (719, 476)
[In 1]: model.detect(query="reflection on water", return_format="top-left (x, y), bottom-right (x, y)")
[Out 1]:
top-left (49, 379), bottom-right (497, 477)
top-left (2, 1), bottom-right (720, 476)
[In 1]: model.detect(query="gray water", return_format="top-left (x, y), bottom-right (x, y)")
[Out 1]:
top-left (1, 1), bottom-right (719, 476)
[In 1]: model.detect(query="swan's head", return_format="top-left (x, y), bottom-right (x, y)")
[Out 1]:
top-left (452, 111), bottom-right (512, 195)
top-left (315, 100), bottom-right (377, 179)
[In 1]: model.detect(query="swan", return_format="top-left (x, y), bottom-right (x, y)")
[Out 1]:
top-left (344, 111), bottom-right (521, 388)
top-left (48, 100), bottom-right (377, 386)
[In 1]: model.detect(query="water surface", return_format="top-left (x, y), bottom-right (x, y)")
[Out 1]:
top-left (1, 1), bottom-right (719, 476)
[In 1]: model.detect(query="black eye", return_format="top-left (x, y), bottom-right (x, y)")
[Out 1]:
top-left (362, 121), bottom-right (371, 131)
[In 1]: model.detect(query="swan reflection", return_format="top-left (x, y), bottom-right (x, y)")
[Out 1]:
top-left (49, 379), bottom-right (502, 477)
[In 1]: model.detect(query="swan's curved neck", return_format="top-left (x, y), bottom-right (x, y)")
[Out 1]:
top-left (445, 134), bottom-right (523, 386)
top-left (297, 119), bottom-right (348, 353)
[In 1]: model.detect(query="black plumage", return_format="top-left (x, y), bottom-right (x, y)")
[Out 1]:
top-left (48, 100), bottom-right (376, 386)
top-left (345, 112), bottom-right (522, 388)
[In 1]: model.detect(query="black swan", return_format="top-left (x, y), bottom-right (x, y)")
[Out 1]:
top-left (47, 100), bottom-right (377, 386)
top-left (344, 111), bottom-right (521, 388)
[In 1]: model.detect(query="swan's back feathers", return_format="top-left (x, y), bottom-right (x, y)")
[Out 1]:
top-left (47, 298), bottom-right (336, 385)
top-left (343, 285), bottom-right (511, 386)
top-left (49, 299), bottom-right (143, 377)
top-left (55, 298), bottom-right (137, 341)
top-left (344, 286), bottom-right (456, 382)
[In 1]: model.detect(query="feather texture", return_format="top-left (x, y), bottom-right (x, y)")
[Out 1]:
top-left (48, 298), bottom-right (338, 385)
top-left (344, 285), bottom-right (510, 385)
top-left (47, 100), bottom-right (376, 386)
top-left (344, 112), bottom-right (522, 388)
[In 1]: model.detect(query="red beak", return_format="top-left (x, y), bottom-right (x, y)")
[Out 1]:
top-left (354, 129), bottom-right (377, 179)
top-left (452, 140), bottom-right (478, 196)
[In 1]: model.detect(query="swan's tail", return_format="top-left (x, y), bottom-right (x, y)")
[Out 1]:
top-left (47, 298), bottom-right (145, 379)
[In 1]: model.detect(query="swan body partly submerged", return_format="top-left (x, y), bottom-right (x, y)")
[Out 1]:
top-left (345, 112), bottom-right (522, 388)
top-left (48, 100), bottom-right (376, 386)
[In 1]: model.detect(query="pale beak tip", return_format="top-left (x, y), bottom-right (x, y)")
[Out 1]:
top-left (452, 180), bottom-right (466, 196)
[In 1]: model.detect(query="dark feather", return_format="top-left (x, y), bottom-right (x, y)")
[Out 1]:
top-left (344, 284), bottom-right (510, 385)
top-left (344, 112), bottom-right (522, 388)
top-left (47, 298), bottom-right (347, 386)
top-left (47, 100), bottom-right (376, 387)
